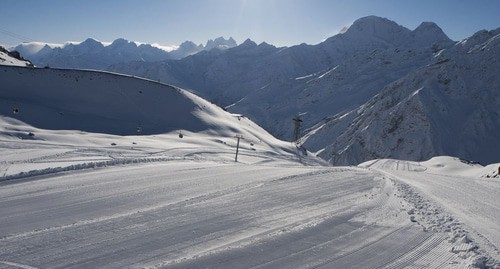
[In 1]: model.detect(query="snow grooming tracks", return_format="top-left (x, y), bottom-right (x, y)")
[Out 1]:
top-left (386, 176), bottom-right (499, 268)
top-left (309, 225), bottom-right (435, 269)
top-left (0, 156), bottom-right (187, 183)
top-left (0, 260), bottom-right (39, 269)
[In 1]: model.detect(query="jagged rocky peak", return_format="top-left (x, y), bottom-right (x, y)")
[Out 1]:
top-left (205, 37), bottom-right (237, 50)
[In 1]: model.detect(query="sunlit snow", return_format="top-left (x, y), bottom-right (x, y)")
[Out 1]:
top-left (1, 16), bottom-right (499, 268)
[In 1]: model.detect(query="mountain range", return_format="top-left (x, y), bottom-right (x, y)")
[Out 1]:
top-left (4, 16), bottom-right (500, 165)
top-left (12, 36), bottom-right (237, 70)
top-left (106, 16), bottom-right (499, 165)
top-left (307, 27), bottom-right (500, 165)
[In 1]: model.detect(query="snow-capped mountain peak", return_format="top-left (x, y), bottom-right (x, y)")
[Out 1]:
top-left (12, 42), bottom-right (57, 56)
top-left (413, 22), bottom-right (452, 44)
top-left (13, 36), bottom-right (240, 69)
top-left (307, 26), bottom-right (500, 165)
top-left (81, 37), bottom-right (103, 45)
top-left (108, 38), bottom-right (137, 49)
top-left (323, 16), bottom-right (452, 52)
top-left (345, 15), bottom-right (409, 37)
top-left (77, 37), bottom-right (105, 51)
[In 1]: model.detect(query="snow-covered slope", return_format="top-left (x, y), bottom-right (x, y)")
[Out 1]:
top-left (109, 16), bottom-right (498, 166)
top-left (108, 16), bottom-right (452, 107)
top-left (23, 16), bottom-right (499, 166)
top-left (311, 28), bottom-right (500, 165)
top-left (0, 67), bottom-right (498, 268)
top-left (0, 46), bottom-right (33, 67)
top-left (110, 16), bottom-right (496, 165)
top-left (233, 45), bottom-right (438, 140)
top-left (0, 65), bottom-right (321, 168)
top-left (109, 39), bottom-right (287, 105)
top-left (419, 156), bottom-right (499, 178)
top-left (226, 16), bottom-right (454, 141)
top-left (0, 150), bottom-right (497, 268)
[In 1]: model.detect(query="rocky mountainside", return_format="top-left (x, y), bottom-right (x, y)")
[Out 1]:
top-left (27, 16), bottom-right (499, 165)
top-left (12, 37), bottom-right (237, 70)
top-left (0, 46), bottom-right (33, 66)
top-left (0, 64), bottom-right (283, 148)
top-left (109, 16), bottom-right (453, 109)
top-left (168, 37), bottom-right (237, 59)
top-left (105, 16), bottom-right (500, 164)
top-left (110, 38), bottom-right (297, 105)
top-left (309, 28), bottom-right (500, 165)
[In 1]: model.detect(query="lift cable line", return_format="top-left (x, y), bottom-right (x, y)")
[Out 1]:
top-left (0, 27), bottom-right (34, 43)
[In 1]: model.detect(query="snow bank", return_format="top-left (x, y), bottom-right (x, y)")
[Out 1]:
top-left (361, 156), bottom-right (500, 178)
top-left (421, 156), bottom-right (492, 177)
top-left (0, 156), bottom-right (183, 182)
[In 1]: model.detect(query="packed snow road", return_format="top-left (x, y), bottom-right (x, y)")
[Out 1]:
top-left (366, 158), bottom-right (500, 266)
top-left (0, 160), bottom-right (473, 269)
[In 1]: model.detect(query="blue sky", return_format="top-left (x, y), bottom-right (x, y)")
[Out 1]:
top-left (1, 0), bottom-right (500, 47)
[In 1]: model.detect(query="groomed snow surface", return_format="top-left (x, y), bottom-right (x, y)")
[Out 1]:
top-left (0, 65), bottom-right (498, 268)
top-left (1, 128), bottom-right (499, 268)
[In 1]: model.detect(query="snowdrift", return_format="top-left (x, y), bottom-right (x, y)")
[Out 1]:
top-left (360, 156), bottom-right (500, 178)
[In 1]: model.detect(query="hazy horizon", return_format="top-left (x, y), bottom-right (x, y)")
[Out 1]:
top-left (1, 0), bottom-right (500, 48)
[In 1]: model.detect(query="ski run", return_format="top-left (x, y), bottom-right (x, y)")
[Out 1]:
top-left (0, 134), bottom-right (498, 268)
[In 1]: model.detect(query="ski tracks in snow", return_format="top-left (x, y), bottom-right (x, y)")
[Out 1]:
top-left (370, 159), bottom-right (500, 268)
top-left (0, 161), bottom-right (485, 268)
